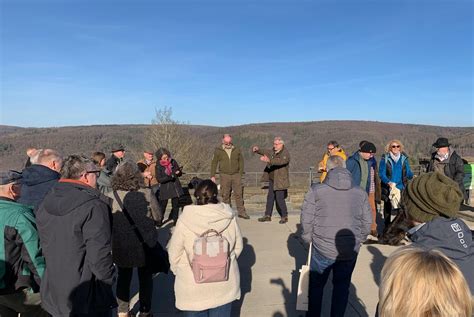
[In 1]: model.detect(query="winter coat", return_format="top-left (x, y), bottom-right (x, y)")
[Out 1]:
top-left (301, 167), bottom-right (372, 260)
top-left (428, 150), bottom-right (466, 200)
top-left (18, 164), bottom-right (60, 212)
top-left (36, 180), bottom-right (117, 316)
top-left (210, 145), bottom-right (244, 177)
top-left (346, 152), bottom-right (381, 203)
top-left (106, 189), bottom-right (158, 268)
top-left (156, 159), bottom-right (184, 200)
top-left (167, 203), bottom-right (243, 311)
top-left (137, 159), bottom-right (159, 187)
top-left (257, 146), bottom-right (290, 190)
top-left (409, 217), bottom-right (473, 294)
top-left (317, 149), bottom-right (347, 182)
top-left (379, 153), bottom-right (414, 201)
top-left (105, 155), bottom-right (122, 174)
top-left (0, 198), bottom-right (45, 295)
top-left (97, 168), bottom-right (113, 194)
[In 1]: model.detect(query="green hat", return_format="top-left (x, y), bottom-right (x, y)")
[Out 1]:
top-left (402, 172), bottom-right (462, 223)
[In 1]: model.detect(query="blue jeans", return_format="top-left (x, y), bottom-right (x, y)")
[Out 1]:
top-left (307, 247), bottom-right (357, 317)
top-left (183, 302), bottom-right (233, 317)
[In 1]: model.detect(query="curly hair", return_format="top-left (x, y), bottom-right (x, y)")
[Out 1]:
top-left (111, 161), bottom-right (143, 191)
top-left (384, 139), bottom-right (405, 154)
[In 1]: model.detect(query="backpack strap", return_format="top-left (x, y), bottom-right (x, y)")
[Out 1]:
top-left (113, 190), bottom-right (146, 245)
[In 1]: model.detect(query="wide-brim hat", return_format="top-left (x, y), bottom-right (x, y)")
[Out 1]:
top-left (432, 137), bottom-right (450, 148)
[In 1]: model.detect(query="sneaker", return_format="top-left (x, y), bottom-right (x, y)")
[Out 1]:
top-left (279, 216), bottom-right (288, 224)
top-left (238, 213), bottom-right (250, 219)
top-left (258, 215), bottom-right (271, 222)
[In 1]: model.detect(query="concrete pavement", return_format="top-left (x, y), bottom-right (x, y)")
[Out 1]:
top-left (127, 213), bottom-right (473, 316)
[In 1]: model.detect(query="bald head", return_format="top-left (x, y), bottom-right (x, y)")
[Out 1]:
top-left (36, 149), bottom-right (63, 172)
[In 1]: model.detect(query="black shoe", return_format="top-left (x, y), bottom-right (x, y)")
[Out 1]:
top-left (238, 213), bottom-right (250, 219)
top-left (258, 215), bottom-right (271, 222)
top-left (279, 216), bottom-right (288, 224)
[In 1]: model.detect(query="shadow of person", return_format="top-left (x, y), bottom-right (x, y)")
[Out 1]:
top-left (366, 246), bottom-right (388, 287)
top-left (270, 278), bottom-right (305, 317)
top-left (307, 229), bottom-right (368, 317)
top-left (232, 237), bottom-right (256, 316)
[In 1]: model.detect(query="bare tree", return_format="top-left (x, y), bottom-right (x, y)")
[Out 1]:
top-left (146, 107), bottom-right (211, 172)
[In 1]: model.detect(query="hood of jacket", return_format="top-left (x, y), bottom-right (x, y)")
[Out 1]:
top-left (21, 164), bottom-right (60, 186)
top-left (410, 217), bottom-right (472, 261)
top-left (40, 181), bottom-right (104, 216)
top-left (324, 167), bottom-right (353, 190)
top-left (179, 203), bottom-right (235, 235)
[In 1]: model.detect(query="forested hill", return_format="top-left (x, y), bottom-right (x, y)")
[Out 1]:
top-left (1, 121), bottom-right (473, 172)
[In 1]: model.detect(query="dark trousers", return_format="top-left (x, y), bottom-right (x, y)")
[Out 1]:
top-left (160, 196), bottom-right (180, 222)
top-left (307, 247), bottom-right (358, 317)
top-left (265, 180), bottom-right (288, 217)
top-left (116, 266), bottom-right (153, 313)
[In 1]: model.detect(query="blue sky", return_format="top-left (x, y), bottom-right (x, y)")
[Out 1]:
top-left (1, 0), bottom-right (473, 127)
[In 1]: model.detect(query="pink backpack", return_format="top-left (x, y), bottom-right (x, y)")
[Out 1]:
top-left (191, 229), bottom-right (230, 284)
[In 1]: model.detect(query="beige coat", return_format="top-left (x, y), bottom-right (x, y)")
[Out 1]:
top-left (167, 203), bottom-right (243, 311)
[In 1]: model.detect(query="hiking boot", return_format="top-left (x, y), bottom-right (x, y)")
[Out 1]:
top-left (279, 216), bottom-right (288, 224)
top-left (258, 215), bottom-right (271, 222)
top-left (238, 213), bottom-right (250, 220)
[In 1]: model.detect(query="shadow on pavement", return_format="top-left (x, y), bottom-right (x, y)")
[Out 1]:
top-left (233, 237), bottom-right (256, 316)
top-left (366, 246), bottom-right (388, 287)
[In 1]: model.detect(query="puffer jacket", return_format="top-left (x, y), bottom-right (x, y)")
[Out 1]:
top-left (301, 167), bottom-right (372, 260)
top-left (168, 203), bottom-right (243, 311)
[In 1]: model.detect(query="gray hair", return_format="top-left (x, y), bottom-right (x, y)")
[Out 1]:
top-left (61, 155), bottom-right (95, 180)
top-left (37, 149), bottom-right (63, 166)
top-left (274, 136), bottom-right (285, 145)
top-left (326, 156), bottom-right (346, 171)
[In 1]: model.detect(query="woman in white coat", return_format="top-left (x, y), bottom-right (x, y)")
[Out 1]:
top-left (168, 179), bottom-right (243, 317)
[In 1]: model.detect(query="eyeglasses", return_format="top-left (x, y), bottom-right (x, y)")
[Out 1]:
top-left (391, 145), bottom-right (401, 149)
top-left (327, 147), bottom-right (335, 151)
top-left (85, 170), bottom-right (101, 177)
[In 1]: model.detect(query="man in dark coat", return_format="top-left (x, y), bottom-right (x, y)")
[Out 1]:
top-left (427, 137), bottom-right (466, 201)
top-left (36, 155), bottom-right (116, 317)
top-left (19, 149), bottom-right (62, 213)
top-left (346, 141), bottom-right (381, 238)
top-left (301, 156), bottom-right (371, 316)
top-left (105, 144), bottom-right (125, 175)
top-left (253, 136), bottom-right (291, 224)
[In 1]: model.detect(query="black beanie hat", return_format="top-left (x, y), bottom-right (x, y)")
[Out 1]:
top-left (360, 142), bottom-right (376, 154)
top-left (402, 172), bottom-right (463, 223)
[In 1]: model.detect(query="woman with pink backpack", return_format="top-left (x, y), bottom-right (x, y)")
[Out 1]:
top-left (168, 179), bottom-right (243, 316)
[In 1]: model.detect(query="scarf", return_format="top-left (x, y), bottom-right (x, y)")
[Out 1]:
top-left (390, 152), bottom-right (401, 163)
top-left (160, 159), bottom-right (172, 176)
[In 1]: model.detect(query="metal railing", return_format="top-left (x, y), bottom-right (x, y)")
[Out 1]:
top-left (179, 164), bottom-right (424, 188)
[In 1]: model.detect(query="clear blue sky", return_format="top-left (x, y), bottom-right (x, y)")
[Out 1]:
top-left (1, 0), bottom-right (473, 127)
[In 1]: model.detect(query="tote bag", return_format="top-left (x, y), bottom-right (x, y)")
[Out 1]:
top-left (296, 243), bottom-right (312, 311)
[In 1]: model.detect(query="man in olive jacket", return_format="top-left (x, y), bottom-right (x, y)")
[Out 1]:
top-left (253, 136), bottom-right (290, 224)
top-left (211, 134), bottom-right (249, 219)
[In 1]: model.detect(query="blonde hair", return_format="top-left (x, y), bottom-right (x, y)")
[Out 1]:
top-left (384, 139), bottom-right (405, 153)
top-left (379, 247), bottom-right (472, 317)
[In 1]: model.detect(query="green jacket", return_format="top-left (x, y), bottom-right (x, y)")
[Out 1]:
top-left (257, 147), bottom-right (291, 190)
top-left (0, 198), bottom-right (45, 295)
top-left (210, 145), bottom-right (245, 177)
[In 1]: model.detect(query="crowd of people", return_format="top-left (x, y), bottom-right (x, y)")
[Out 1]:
top-left (0, 135), bottom-right (472, 316)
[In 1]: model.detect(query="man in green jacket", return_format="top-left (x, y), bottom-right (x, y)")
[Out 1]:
top-left (0, 171), bottom-right (48, 316)
top-left (211, 134), bottom-right (250, 219)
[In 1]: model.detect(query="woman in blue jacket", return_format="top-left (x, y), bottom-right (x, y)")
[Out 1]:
top-left (379, 139), bottom-right (413, 232)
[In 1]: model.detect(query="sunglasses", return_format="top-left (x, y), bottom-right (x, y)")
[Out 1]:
top-left (391, 145), bottom-right (401, 148)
